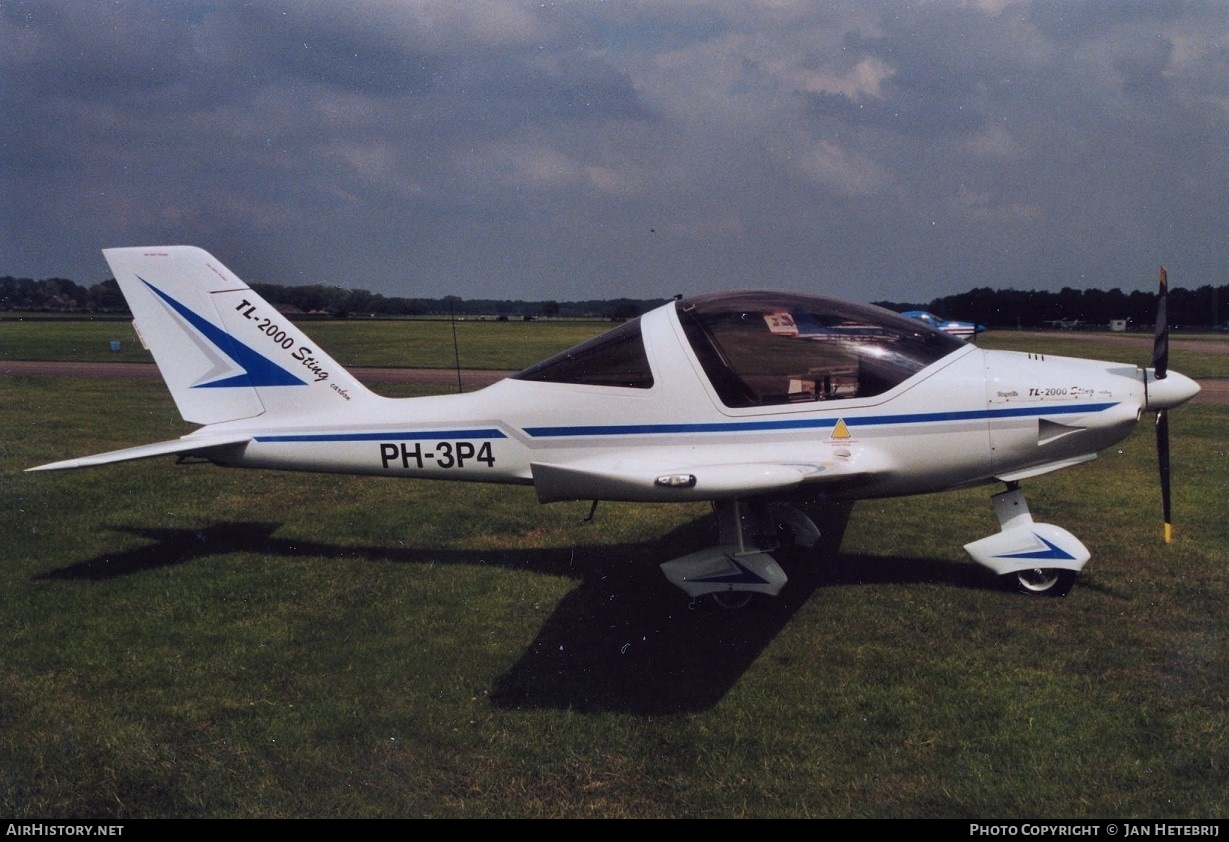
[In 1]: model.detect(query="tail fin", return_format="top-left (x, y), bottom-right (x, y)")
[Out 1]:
top-left (104, 246), bottom-right (378, 425)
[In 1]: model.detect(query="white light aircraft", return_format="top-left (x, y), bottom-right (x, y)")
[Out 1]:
top-left (29, 248), bottom-right (1200, 606)
top-left (901, 310), bottom-right (986, 340)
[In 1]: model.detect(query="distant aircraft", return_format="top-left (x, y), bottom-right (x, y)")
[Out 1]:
top-left (902, 310), bottom-right (986, 340)
top-left (29, 249), bottom-right (1199, 606)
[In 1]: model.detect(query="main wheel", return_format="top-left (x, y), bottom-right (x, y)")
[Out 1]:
top-left (1009, 567), bottom-right (1076, 597)
top-left (710, 591), bottom-right (755, 610)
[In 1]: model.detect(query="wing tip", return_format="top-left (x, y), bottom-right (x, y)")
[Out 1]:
top-left (25, 460), bottom-right (80, 473)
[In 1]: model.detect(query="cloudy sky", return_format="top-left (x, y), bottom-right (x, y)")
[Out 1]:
top-left (3, 1), bottom-right (1227, 304)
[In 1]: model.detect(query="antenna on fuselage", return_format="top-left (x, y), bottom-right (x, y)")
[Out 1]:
top-left (449, 297), bottom-right (463, 394)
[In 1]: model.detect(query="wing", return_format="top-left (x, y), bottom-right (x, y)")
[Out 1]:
top-left (530, 453), bottom-right (871, 503)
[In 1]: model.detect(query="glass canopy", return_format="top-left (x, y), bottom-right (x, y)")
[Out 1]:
top-left (513, 291), bottom-right (965, 407)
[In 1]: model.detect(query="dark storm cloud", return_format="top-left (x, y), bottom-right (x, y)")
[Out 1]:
top-left (2, 0), bottom-right (1227, 302)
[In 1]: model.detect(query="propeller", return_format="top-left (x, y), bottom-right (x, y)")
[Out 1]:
top-left (1152, 265), bottom-right (1172, 542)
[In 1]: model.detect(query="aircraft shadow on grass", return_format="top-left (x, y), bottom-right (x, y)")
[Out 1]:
top-left (38, 517), bottom-right (994, 715)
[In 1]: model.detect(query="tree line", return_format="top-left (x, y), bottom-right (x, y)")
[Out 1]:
top-left (3, 273), bottom-right (1226, 329)
top-left (880, 284), bottom-right (1228, 331)
top-left (0, 276), bottom-right (657, 321)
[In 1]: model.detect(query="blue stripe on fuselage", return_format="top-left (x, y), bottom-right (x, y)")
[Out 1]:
top-left (521, 402), bottom-right (1119, 439)
top-left (254, 429), bottom-right (508, 443)
top-left (243, 402), bottom-right (1119, 445)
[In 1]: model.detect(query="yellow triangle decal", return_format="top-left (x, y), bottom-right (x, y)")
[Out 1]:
top-left (832, 418), bottom-right (851, 439)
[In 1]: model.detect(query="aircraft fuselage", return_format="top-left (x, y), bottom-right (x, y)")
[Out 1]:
top-left (194, 304), bottom-right (1175, 505)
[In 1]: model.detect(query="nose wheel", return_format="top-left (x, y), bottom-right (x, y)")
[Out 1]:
top-left (1008, 567), bottom-right (1076, 597)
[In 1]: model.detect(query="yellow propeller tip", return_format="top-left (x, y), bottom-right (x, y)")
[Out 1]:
top-left (1164, 523), bottom-right (1173, 543)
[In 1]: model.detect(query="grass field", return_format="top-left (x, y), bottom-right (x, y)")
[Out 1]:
top-left (1, 317), bottom-right (1226, 819)
top-left (5, 310), bottom-right (1228, 377)
top-left (0, 313), bottom-right (610, 371)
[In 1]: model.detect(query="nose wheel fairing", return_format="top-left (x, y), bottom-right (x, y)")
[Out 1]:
top-left (963, 486), bottom-right (1089, 578)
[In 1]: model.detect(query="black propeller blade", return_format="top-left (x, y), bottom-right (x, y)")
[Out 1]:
top-left (1157, 408), bottom-right (1171, 543)
top-left (1153, 265), bottom-right (1172, 543)
top-left (1153, 265), bottom-right (1169, 379)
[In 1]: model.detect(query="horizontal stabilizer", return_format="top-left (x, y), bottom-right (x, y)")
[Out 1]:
top-left (26, 434), bottom-right (251, 472)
